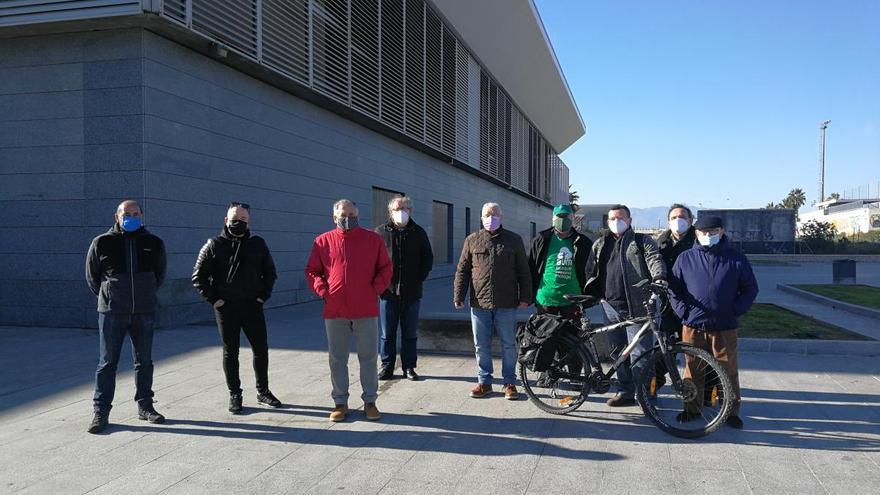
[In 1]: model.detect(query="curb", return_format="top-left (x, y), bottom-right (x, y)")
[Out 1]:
top-left (777, 284), bottom-right (880, 320)
top-left (738, 338), bottom-right (880, 357)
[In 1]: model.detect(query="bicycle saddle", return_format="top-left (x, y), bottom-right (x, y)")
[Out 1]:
top-left (563, 294), bottom-right (599, 308)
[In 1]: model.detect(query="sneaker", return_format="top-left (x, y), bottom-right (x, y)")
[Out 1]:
top-left (329, 404), bottom-right (348, 422)
top-left (137, 405), bottom-right (166, 424)
top-left (257, 390), bottom-right (282, 408)
top-left (378, 366), bottom-right (394, 381)
top-left (469, 383), bottom-right (492, 398)
top-left (229, 393), bottom-right (243, 414)
top-left (87, 411), bottom-right (109, 434)
top-left (606, 393), bottom-right (636, 407)
top-left (726, 415), bottom-right (744, 429)
top-left (503, 384), bottom-right (519, 400)
top-left (364, 402), bottom-right (381, 421)
top-left (676, 410), bottom-right (700, 423)
top-left (403, 368), bottom-right (420, 381)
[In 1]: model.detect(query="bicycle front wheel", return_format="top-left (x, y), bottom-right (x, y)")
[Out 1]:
top-left (635, 344), bottom-right (733, 438)
top-left (519, 332), bottom-right (592, 415)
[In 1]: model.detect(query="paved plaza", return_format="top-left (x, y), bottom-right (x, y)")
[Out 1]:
top-left (1, 264), bottom-right (879, 494)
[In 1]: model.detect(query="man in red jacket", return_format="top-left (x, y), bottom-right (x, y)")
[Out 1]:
top-left (305, 199), bottom-right (393, 422)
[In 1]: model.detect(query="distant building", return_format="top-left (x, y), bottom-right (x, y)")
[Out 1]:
top-left (697, 209), bottom-right (796, 254)
top-left (799, 199), bottom-right (880, 236)
top-left (574, 204), bottom-right (618, 232)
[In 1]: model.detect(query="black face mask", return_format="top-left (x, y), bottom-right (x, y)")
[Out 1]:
top-left (228, 220), bottom-right (248, 237)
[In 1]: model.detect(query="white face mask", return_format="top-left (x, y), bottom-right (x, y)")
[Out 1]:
top-left (391, 210), bottom-right (409, 226)
top-left (697, 233), bottom-right (721, 247)
top-left (669, 218), bottom-right (690, 235)
top-left (608, 219), bottom-right (628, 235)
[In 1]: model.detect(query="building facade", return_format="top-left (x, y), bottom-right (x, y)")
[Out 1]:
top-left (0, 0), bottom-right (584, 327)
top-left (697, 208), bottom-right (796, 254)
top-left (799, 199), bottom-right (880, 237)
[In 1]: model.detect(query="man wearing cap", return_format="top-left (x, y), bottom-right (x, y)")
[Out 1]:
top-left (528, 204), bottom-right (592, 319)
top-left (669, 215), bottom-right (759, 429)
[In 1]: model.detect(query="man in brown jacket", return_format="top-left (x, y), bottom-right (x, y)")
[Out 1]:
top-left (454, 202), bottom-right (532, 400)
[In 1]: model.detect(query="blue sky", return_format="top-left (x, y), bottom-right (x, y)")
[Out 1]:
top-left (534, 0), bottom-right (880, 210)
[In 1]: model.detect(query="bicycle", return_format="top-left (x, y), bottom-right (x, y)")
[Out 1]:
top-left (519, 280), bottom-right (734, 438)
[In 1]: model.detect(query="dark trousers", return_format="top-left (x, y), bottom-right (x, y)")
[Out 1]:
top-left (93, 312), bottom-right (156, 413)
top-left (215, 301), bottom-right (269, 395)
top-left (379, 296), bottom-right (421, 370)
top-left (682, 326), bottom-right (741, 415)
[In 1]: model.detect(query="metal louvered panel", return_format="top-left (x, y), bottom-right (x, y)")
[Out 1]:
top-left (478, 70), bottom-right (488, 173)
top-left (153, 0), bottom-right (570, 204)
top-left (453, 38), bottom-right (469, 163)
top-left (350, 0), bottom-right (379, 116)
top-left (423, 6), bottom-right (442, 150)
top-left (466, 54), bottom-right (481, 169)
top-left (403, 0), bottom-right (424, 140)
top-left (379, 0), bottom-right (404, 131)
top-left (311, 0), bottom-right (350, 103)
top-left (262, 0), bottom-right (309, 84)
top-left (162, 0), bottom-right (187, 22)
top-left (191, 0), bottom-right (258, 58)
top-left (440, 26), bottom-right (456, 157)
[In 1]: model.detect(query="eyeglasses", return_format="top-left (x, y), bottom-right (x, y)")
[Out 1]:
top-left (229, 202), bottom-right (250, 210)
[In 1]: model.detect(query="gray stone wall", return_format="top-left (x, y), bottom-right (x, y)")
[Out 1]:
top-left (0, 28), bottom-right (551, 328)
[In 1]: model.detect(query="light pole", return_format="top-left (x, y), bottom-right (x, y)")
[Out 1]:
top-left (818, 120), bottom-right (831, 203)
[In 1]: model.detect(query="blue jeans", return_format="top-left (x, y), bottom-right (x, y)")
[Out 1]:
top-left (93, 312), bottom-right (156, 413)
top-left (603, 302), bottom-right (654, 398)
top-left (379, 296), bottom-right (421, 370)
top-left (470, 308), bottom-right (518, 385)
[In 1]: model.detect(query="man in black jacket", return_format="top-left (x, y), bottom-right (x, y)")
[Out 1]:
top-left (527, 204), bottom-right (592, 319)
top-left (376, 196), bottom-right (433, 381)
top-left (85, 200), bottom-right (167, 434)
top-left (192, 202), bottom-right (280, 414)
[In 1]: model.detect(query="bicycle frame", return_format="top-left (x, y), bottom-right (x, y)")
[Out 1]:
top-left (579, 292), bottom-right (685, 390)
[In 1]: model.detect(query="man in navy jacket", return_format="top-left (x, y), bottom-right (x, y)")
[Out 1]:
top-left (669, 215), bottom-right (759, 428)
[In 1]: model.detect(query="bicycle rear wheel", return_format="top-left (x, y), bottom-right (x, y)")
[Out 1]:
top-left (635, 344), bottom-right (733, 438)
top-left (519, 332), bottom-right (591, 414)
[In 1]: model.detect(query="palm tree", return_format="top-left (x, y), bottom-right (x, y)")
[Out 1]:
top-left (568, 185), bottom-right (580, 212)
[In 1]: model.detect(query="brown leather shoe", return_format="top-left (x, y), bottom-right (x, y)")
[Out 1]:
top-left (469, 383), bottom-right (492, 398)
top-left (364, 402), bottom-right (381, 421)
top-left (329, 404), bottom-right (348, 422)
top-left (503, 384), bottom-right (519, 400)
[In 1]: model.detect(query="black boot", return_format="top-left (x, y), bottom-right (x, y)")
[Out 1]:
top-left (138, 405), bottom-right (166, 424)
top-left (87, 411), bottom-right (109, 434)
top-left (378, 366), bottom-right (394, 381)
top-left (229, 393), bottom-right (243, 414)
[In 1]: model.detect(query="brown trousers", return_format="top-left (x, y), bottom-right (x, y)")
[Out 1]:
top-left (682, 326), bottom-right (741, 415)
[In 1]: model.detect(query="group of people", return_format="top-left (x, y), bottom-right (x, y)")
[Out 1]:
top-left (84, 197), bottom-right (758, 434)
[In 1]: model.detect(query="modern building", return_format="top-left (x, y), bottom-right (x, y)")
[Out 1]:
top-left (799, 199), bottom-right (880, 237)
top-left (697, 208), bottom-right (796, 254)
top-left (0, 0), bottom-right (585, 327)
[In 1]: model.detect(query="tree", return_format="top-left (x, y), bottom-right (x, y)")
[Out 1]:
top-left (568, 185), bottom-right (580, 212)
top-left (781, 188), bottom-right (807, 210)
top-left (798, 219), bottom-right (837, 241)
top-left (826, 192), bottom-right (840, 201)
top-left (765, 202), bottom-right (778, 209)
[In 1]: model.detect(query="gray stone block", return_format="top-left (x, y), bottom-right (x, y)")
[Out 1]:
top-left (0, 145), bottom-right (84, 174)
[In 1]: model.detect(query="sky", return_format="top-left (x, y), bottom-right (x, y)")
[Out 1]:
top-left (534, 0), bottom-right (880, 210)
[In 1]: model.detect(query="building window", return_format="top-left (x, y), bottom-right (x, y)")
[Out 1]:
top-left (530, 221), bottom-right (537, 240)
top-left (465, 207), bottom-right (471, 237)
top-left (372, 187), bottom-right (404, 229)
top-left (433, 201), bottom-right (453, 263)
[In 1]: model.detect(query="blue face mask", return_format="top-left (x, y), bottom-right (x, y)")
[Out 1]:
top-left (121, 216), bottom-right (142, 232)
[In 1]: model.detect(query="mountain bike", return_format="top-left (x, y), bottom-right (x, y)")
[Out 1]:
top-left (519, 280), bottom-right (733, 438)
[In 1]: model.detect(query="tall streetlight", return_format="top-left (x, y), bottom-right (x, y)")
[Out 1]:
top-left (818, 120), bottom-right (831, 203)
